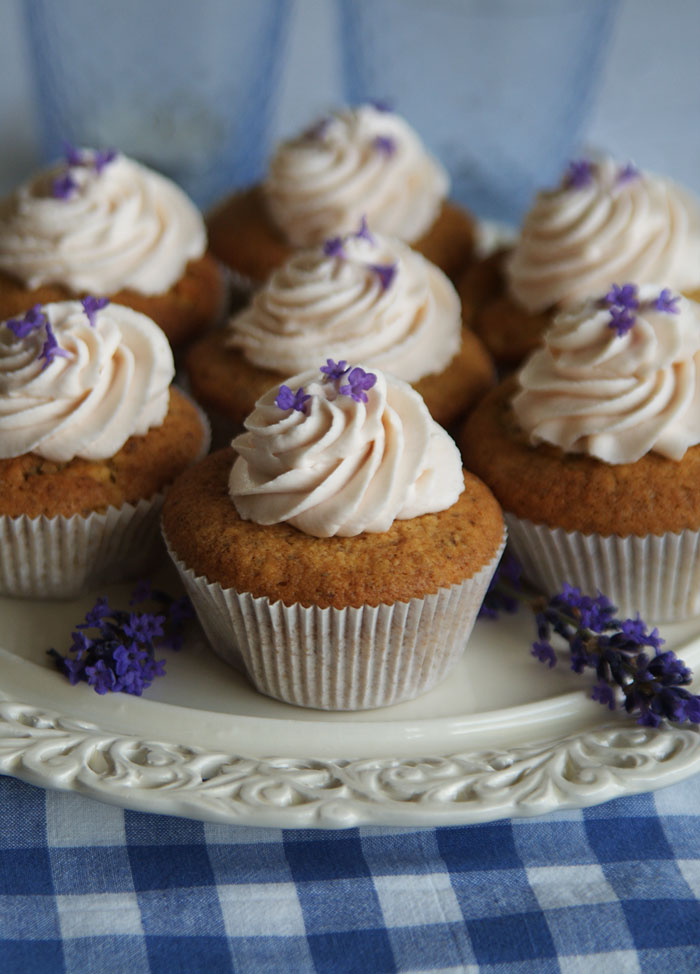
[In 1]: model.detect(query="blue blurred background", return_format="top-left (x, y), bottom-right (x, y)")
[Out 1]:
top-left (1, 0), bottom-right (698, 223)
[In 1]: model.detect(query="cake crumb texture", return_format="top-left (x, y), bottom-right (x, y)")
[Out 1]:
top-left (0, 388), bottom-right (206, 518)
top-left (460, 377), bottom-right (700, 537)
top-left (162, 448), bottom-right (504, 609)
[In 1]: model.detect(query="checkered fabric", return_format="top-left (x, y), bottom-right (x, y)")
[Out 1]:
top-left (3, 773), bottom-right (700, 974)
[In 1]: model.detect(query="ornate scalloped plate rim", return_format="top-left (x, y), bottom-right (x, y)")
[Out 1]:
top-left (2, 650), bottom-right (700, 828)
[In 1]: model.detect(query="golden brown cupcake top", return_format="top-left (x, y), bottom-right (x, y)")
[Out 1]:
top-left (163, 448), bottom-right (504, 608)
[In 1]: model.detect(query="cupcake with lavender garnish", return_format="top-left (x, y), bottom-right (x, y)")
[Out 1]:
top-left (185, 217), bottom-right (493, 433)
top-left (0, 299), bottom-right (210, 598)
top-left (0, 145), bottom-right (225, 346)
top-left (206, 103), bottom-right (476, 288)
top-left (162, 361), bottom-right (504, 710)
top-left (460, 283), bottom-right (700, 620)
top-left (459, 156), bottom-right (700, 367)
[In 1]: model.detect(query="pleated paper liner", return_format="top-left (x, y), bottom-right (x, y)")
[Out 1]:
top-left (505, 515), bottom-right (700, 622)
top-left (164, 532), bottom-right (506, 711)
top-left (0, 393), bottom-right (211, 600)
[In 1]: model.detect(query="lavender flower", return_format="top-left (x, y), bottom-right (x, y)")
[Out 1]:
top-left (62, 142), bottom-right (85, 167)
top-left (51, 172), bottom-right (78, 200)
top-left (617, 162), bottom-right (640, 186)
top-left (564, 159), bottom-right (594, 190)
top-left (275, 384), bottom-right (311, 414)
top-left (5, 304), bottom-right (48, 339)
top-left (320, 358), bottom-right (350, 381)
top-left (323, 236), bottom-right (346, 259)
top-left (604, 283), bottom-right (639, 311)
top-left (39, 322), bottom-right (71, 370)
top-left (480, 562), bottom-right (700, 728)
top-left (367, 262), bottom-right (397, 291)
top-left (373, 135), bottom-right (396, 156)
top-left (48, 582), bottom-right (192, 696)
top-left (653, 288), bottom-right (680, 314)
top-left (81, 295), bottom-right (110, 328)
top-left (354, 214), bottom-right (375, 244)
top-left (339, 366), bottom-right (377, 403)
top-left (93, 148), bottom-right (118, 174)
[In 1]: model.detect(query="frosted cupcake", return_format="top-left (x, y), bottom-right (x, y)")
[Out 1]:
top-left (461, 156), bottom-right (700, 367)
top-left (186, 220), bottom-right (493, 431)
top-left (460, 283), bottom-right (700, 620)
top-left (0, 147), bottom-right (224, 346)
top-left (163, 362), bottom-right (504, 710)
top-left (0, 299), bottom-right (209, 597)
top-left (207, 103), bottom-right (475, 286)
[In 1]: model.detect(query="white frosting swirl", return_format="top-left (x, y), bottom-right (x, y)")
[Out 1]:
top-left (0, 152), bottom-right (206, 295)
top-left (263, 105), bottom-right (449, 247)
top-left (507, 157), bottom-right (700, 313)
top-left (512, 286), bottom-right (700, 463)
top-left (230, 366), bottom-right (464, 537)
top-left (226, 230), bottom-right (461, 383)
top-left (0, 300), bottom-right (173, 461)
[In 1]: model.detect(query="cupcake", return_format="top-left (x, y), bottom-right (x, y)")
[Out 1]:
top-left (206, 103), bottom-right (475, 287)
top-left (0, 147), bottom-right (225, 346)
top-left (186, 220), bottom-right (493, 432)
top-left (460, 156), bottom-right (700, 367)
top-left (460, 283), bottom-right (700, 620)
top-left (163, 362), bottom-right (505, 710)
top-left (0, 299), bottom-right (209, 598)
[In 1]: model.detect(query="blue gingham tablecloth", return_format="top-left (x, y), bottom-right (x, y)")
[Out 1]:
top-left (3, 773), bottom-right (700, 973)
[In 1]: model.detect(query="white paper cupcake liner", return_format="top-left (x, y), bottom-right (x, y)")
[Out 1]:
top-left (165, 532), bottom-right (506, 711)
top-left (1, 394), bottom-right (211, 600)
top-left (505, 514), bottom-right (700, 622)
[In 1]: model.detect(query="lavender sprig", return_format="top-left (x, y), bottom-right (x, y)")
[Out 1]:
top-left (480, 559), bottom-right (700, 728)
top-left (48, 583), bottom-right (194, 695)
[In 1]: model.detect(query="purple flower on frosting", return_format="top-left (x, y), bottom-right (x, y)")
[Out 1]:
top-left (62, 141), bottom-right (85, 167)
top-left (608, 306), bottom-right (636, 337)
top-left (5, 304), bottom-right (48, 339)
top-left (93, 148), bottom-right (118, 174)
top-left (339, 366), bottom-right (377, 403)
top-left (51, 171), bottom-right (78, 199)
top-left (275, 384), bottom-right (311, 414)
top-left (51, 142), bottom-right (118, 201)
top-left (653, 288), bottom-right (680, 314)
top-left (604, 283), bottom-right (639, 311)
top-left (5, 303), bottom-right (71, 368)
top-left (563, 158), bottom-right (594, 190)
top-left (368, 262), bottom-right (397, 291)
top-left (320, 358), bottom-right (350, 381)
top-left (372, 135), bottom-right (396, 156)
top-left (81, 295), bottom-right (110, 328)
top-left (354, 214), bottom-right (375, 244)
top-left (38, 322), bottom-right (70, 370)
top-left (369, 99), bottom-right (393, 113)
top-left (323, 236), bottom-right (346, 259)
top-left (617, 162), bottom-right (640, 186)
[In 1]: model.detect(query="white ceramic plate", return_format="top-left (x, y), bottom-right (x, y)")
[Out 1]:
top-left (2, 563), bottom-right (700, 829)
